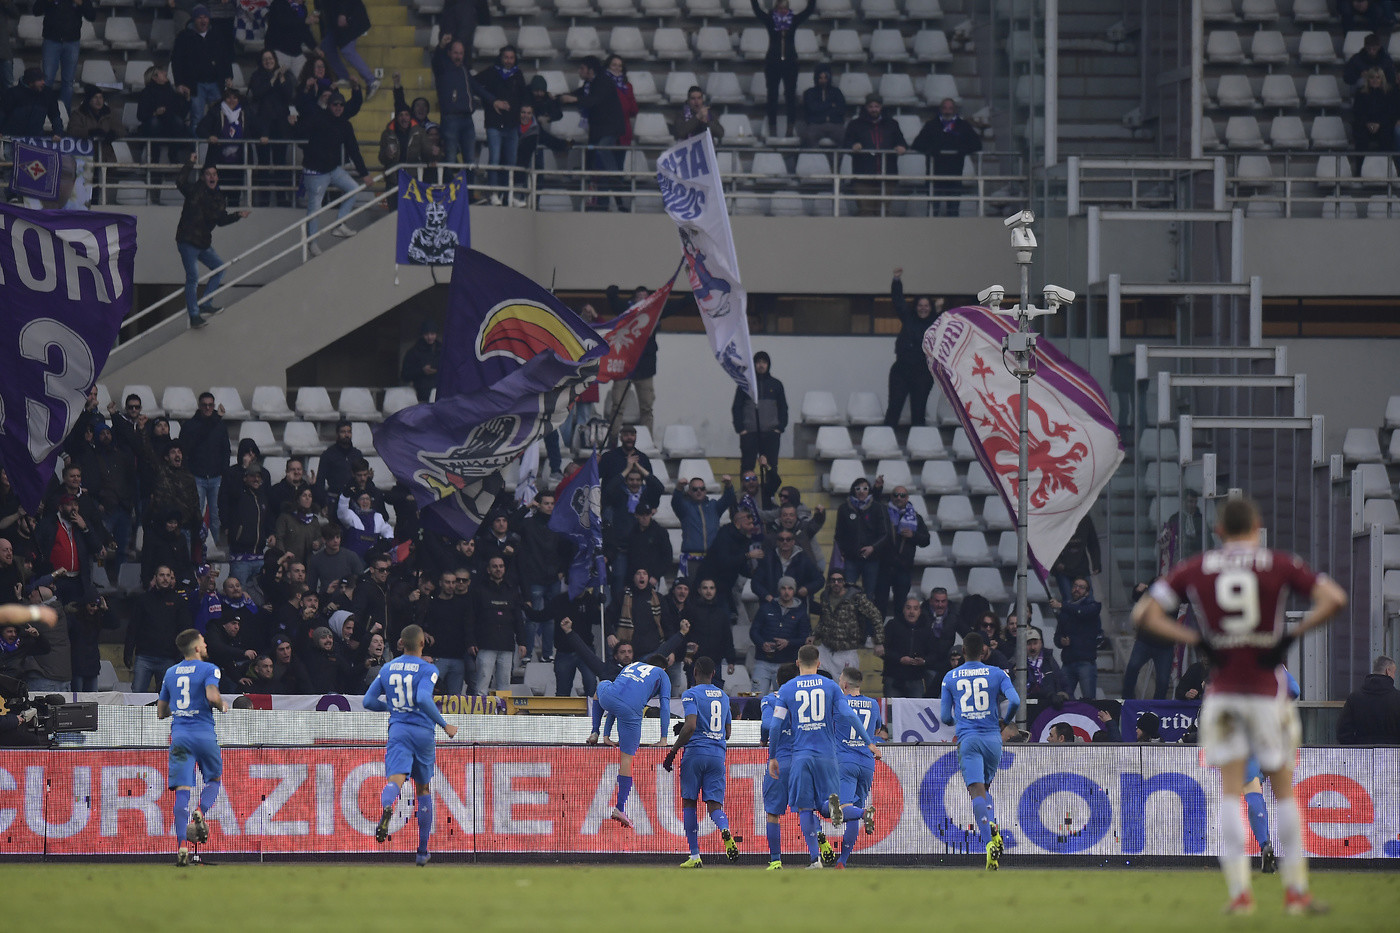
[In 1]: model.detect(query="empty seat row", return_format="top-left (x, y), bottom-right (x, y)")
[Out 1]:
top-left (1206, 28), bottom-right (1390, 65)
top-left (521, 0), bottom-right (946, 22)
top-left (1213, 114), bottom-right (1351, 149)
top-left (101, 384), bottom-right (422, 424)
top-left (1208, 72), bottom-right (1344, 109)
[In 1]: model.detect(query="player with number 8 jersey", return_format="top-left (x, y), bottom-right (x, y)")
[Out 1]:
top-left (362, 624), bottom-right (458, 866)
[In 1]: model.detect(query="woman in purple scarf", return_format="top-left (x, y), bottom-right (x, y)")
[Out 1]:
top-left (750, 0), bottom-right (814, 137)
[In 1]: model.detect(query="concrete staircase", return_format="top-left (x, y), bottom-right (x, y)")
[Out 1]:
top-left (346, 0), bottom-right (437, 154)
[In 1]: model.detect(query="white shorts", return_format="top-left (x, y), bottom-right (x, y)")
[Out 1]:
top-left (1199, 692), bottom-right (1301, 773)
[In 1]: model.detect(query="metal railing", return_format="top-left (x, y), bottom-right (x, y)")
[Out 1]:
top-left (1220, 150), bottom-right (1400, 218)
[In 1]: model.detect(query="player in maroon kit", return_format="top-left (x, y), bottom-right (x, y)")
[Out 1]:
top-left (1131, 496), bottom-right (1346, 917)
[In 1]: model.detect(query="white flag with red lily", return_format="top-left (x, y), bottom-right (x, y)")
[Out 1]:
top-left (923, 307), bottom-right (1124, 576)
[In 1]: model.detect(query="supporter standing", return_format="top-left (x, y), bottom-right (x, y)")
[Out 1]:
top-left (33, 0), bottom-right (94, 111)
top-left (911, 98), bottom-right (982, 217)
top-left (833, 476), bottom-right (888, 596)
top-left (474, 46), bottom-right (528, 203)
top-left (125, 565), bottom-right (193, 691)
top-left (137, 66), bottom-right (191, 166)
top-left (810, 570), bottom-right (882, 678)
top-left (750, 0), bottom-right (813, 138)
top-left (674, 85), bottom-right (725, 141)
top-left (298, 85), bottom-right (368, 256)
top-left (319, 0), bottom-right (378, 95)
top-left (883, 268), bottom-right (938, 427)
top-left (558, 56), bottom-right (626, 211)
top-left (174, 152), bottom-right (248, 329)
top-left (842, 94), bottom-right (905, 216)
top-left (246, 50), bottom-right (298, 206)
top-left (182, 393), bottom-right (230, 551)
top-left (171, 5), bottom-right (232, 133)
top-left (672, 474), bottom-right (736, 578)
top-left (431, 39), bottom-right (476, 167)
top-left (0, 0), bottom-right (17, 93)
top-left (605, 55), bottom-right (638, 147)
top-left (265, 0), bottom-right (320, 76)
top-left (1051, 577), bottom-right (1101, 700)
top-left (732, 351), bottom-right (788, 475)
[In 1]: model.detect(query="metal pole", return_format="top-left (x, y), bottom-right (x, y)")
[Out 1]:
top-left (1014, 259), bottom-right (1031, 726)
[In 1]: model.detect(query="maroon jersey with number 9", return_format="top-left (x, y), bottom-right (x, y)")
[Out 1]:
top-left (1150, 543), bottom-right (1319, 697)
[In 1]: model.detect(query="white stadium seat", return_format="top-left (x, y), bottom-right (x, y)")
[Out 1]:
top-left (815, 426), bottom-right (858, 460)
top-left (846, 392), bottom-right (883, 426)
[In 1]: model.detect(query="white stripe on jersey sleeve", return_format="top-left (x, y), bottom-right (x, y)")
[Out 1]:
top-left (1149, 579), bottom-right (1181, 613)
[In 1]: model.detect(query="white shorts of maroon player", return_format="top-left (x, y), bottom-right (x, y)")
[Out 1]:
top-left (1199, 692), bottom-right (1302, 772)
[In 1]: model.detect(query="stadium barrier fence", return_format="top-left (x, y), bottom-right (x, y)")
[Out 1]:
top-left (1, 744), bottom-right (1393, 861)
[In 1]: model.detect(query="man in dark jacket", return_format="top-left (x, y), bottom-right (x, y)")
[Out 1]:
top-left (299, 85), bottom-right (368, 253)
top-left (911, 97), bottom-right (982, 216)
top-left (400, 320), bottom-right (442, 402)
top-left (883, 267), bottom-right (939, 426)
top-left (884, 596), bottom-right (935, 697)
top-left (175, 151), bottom-right (248, 328)
top-left (432, 38), bottom-right (476, 165)
top-left (319, 0), bottom-right (375, 89)
top-left (33, 0), bottom-right (94, 110)
top-left (599, 422), bottom-right (654, 488)
top-left (876, 484), bottom-right (931, 614)
top-left (0, 66), bottom-right (63, 135)
top-left (731, 351), bottom-right (788, 475)
top-left (834, 477), bottom-right (888, 596)
top-left (607, 568), bottom-right (678, 686)
top-left (1337, 656), bottom-right (1400, 744)
top-left (171, 5), bottom-right (231, 131)
top-left (224, 466), bottom-right (272, 587)
top-left (125, 565), bottom-right (192, 691)
top-left (602, 466), bottom-right (664, 589)
top-left (316, 421), bottom-right (363, 501)
top-left (470, 556), bottom-right (526, 694)
top-left (698, 511), bottom-right (764, 617)
top-left (559, 56), bottom-right (626, 211)
top-left (1052, 577), bottom-right (1102, 700)
top-left (205, 611), bottom-right (258, 685)
top-left (473, 45), bottom-right (528, 202)
top-left (843, 93), bottom-right (906, 215)
top-left (618, 504), bottom-right (672, 588)
top-left (799, 63), bottom-right (845, 147)
top-left (669, 578), bottom-right (735, 690)
top-left (749, 577), bottom-right (810, 694)
top-left (92, 422), bottom-right (137, 577)
top-left (528, 588), bottom-right (601, 697)
top-left (182, 392), bottom-right (231, 549)
top-left (0, 0), bottom-right (20, 94)
top-left (417, 570), bottom-right (474, 695)
top-left (1024, 626), bottom-right (1063, 705)
top-left (752, 529), bottom-right (822, 604)
top-left (517, 492), bottom-right (570, 659)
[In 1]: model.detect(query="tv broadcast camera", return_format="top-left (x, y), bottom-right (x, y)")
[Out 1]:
top-left (0, 673), bottom-right (98, 747)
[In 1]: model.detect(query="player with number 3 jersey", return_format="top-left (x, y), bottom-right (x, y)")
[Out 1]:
top-left (158, 629), bottom-right (228, 867)
top-left (1134, 496), bottom-right (1346, 916)
top-left (940, 631), bottom-right (1020, 871)
top-left (363, 624), bottom-right (458, 866)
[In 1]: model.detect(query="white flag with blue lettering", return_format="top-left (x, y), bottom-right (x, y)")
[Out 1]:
top-left (656, 133), bottom-right (759, 401)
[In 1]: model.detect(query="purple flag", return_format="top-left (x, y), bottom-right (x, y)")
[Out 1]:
top-left (373, 249), bottom-right (606, 539)
top-left (549, 453), bottom-right (605, 598)
top-left (395, 172), bottom-right (471, 265)
top-left (8, 142), bottom-right (62, 201)
top-left (0, 204), bottom-right (136, 514)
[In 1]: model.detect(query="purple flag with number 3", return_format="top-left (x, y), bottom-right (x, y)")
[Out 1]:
top-left (0, 203), bottom-right (137, 513)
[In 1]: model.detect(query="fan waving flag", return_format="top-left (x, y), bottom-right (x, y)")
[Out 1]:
top-left (0, 204), bottom-right (136, 514)
top-left (8, 142), bottom-right (62, 201)
top-left (596, 267), bottom-right (679, 384)
top-left (373, 249), bottom-right (606, 540)
top-left (656, 132), bottom-right (759, 401)
top-left (923, 307), bottom-right (1123, 577)
top-left (549, 453), bottom-right (605, 598)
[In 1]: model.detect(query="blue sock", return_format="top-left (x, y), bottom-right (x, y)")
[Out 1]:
top-left (842, 804), bottom-right (864, 822)
top-left (198, 780), bottom-right (220, 815)
top-left (381, 782), bottom-right (401, 810)
top-left (683, 806), bottom-right (699, 857)
top-left (615, 775), bottom-right (632, 812)
top-left (416, 795), bottom-right (433, 856)
top-left (839, 818), bottom-right (860, 865)
top-left (1245, 791), bottom-right (1271, 847)
top-left (591, 699), bottom-right (604, 734)
top-left (710, 809), bottom-right (729, 833)
top-left (971, 795), bottom-right (993, 847)
top-left (172, 789), bottom-right (191, 842)
top-left (799, 810), bottom-right (821, 862)
top-left (766, 820), bottom-right (782, 861)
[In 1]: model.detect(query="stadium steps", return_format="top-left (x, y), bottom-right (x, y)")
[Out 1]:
top-left (348, 0), bottom-right (435, 149)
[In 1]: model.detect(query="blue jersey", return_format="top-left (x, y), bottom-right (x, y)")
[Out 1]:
top-left (363, 656), bottom-right (451, 733)
top-left (761, 691), bottom-right (793, 762)
top-left (940, 662), bottom-right (1021, 739)
top-left (770, 673), bottom-right (876, 760)
top-left (610, 661), bottom-right (672, 716)
top-left (681, 684), bottom-right (730, 756)
top-left (837, 693), bottom-right (883, 766)
top-left (159, 659), bottom-right (221, 737)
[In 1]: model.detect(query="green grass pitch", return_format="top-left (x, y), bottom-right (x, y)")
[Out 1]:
top-left (6, 864), bottom-right (1397, 933)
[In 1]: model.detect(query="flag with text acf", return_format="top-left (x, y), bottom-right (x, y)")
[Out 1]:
top-left (0, 204), bottom-right (136, 513)
top-left (549, 453), bottom-right (605, 598)
top-left (395, 172), bottom-right (471, 265)
top-left (923, 307), bottom-right (1123, 576)
top-left (372, 249), bottom-right (606, 540)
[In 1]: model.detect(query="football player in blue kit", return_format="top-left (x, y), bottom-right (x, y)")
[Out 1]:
top-left (157, 629), bottom-right (228, 867)
top-left (592, 652), bottom-right (672, 829)
top-left (663, 656), bottom-right (738, 867)
top-left (1243, 667), bottom-right (1300, 874)
top-left (760, 662), bottom-right (800, 869)
top-left (363, 624), bottom-right (459, 866)
top-left (834, 666), bottom-right (884, 867)
top-left (940, 632), bottom-right (1020, 870)
top-left (768, 645), bottom-right (879, 869)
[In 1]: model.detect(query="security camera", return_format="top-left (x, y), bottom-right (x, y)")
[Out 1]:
top-left (1003, 209), bottom-right (1035, 229)
top-left (977, 285), bottom-right (1005, 310)
top-left (1042, 284), bottom-right (1076, 312)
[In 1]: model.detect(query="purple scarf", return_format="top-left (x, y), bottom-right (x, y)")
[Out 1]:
top-left (887, 499), bottom-right (918, 533)
top-left (496, 64), bottom-right (520, 80)
top-left (771, 7), bottom-right (794, 30)
top-left (608, 71), bottom-right (629, 91)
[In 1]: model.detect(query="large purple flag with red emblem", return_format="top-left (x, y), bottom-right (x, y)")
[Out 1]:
top-left (0, 203), bottom-right (136, 514)
top-left (923, 307), bottom-right (1123, 576)
top-left (373, 249), bottom-right (606, 539)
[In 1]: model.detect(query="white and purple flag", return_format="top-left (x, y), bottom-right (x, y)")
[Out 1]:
top-left (923, 307), bottom-right (1123, 576)
top-left (0, 203), bottom-right (136, 513)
